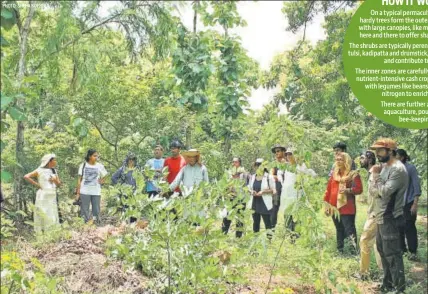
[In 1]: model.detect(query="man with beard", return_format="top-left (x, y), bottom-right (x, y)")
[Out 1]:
top-left (370, 138), bottom-right (408, 293)
top-left (357, 151), bottom-right (382, 280)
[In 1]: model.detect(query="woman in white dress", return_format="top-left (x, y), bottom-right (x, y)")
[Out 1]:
top-left (24, 154), bottom-right (61, 234)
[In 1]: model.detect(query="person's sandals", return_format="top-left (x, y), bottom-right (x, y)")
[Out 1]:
top-left (352, 273), bottom-right (369, 281)
top-left (407, 253), bottom-right (419, 262)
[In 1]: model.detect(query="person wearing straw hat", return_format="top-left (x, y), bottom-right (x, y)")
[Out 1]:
top-left (248, 158), bottom-right (276, 240)
top-left (369, 138), bottom-right (407, 293)
top-left (24, 154), bottom-right (61, 234)
top-left (168, 149), bottom-right (209, 195)
top-left (270, 144), bottom-right (287, 229)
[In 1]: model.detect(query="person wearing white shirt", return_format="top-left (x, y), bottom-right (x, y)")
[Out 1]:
top-left (76, 149), bottom-right (108, 224)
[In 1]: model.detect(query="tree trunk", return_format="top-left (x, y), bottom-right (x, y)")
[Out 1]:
top-left (223, 132), bottom-right (231, 157)
top-left (184, 2), bottom-right (198, 149)
top-left (193, 1), bottom-right (198, 34)
top-left (13, 3), bottom-right (36, 214)
top-left (185, 125), bottom-right (192, 149)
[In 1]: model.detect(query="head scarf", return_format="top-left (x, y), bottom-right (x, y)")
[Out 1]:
top-left (40, 154), bottom-right (56, 168)
top-left (333, 152), bottom-right (359, 209)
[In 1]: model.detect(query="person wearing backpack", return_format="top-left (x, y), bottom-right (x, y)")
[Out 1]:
top-left (248, 158), bottom-right (276, 241)
top-left (76, 149), bottom-right (108, 224)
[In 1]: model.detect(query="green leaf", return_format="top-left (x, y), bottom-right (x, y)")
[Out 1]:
top-left (78, 126), bottom-right (88, 137)
top-left (23, 75), bottom-right (39, 83)
top-left (23, 279), bottom-right (31, 288)
top-left (1, 35), bottom-right (9, 46)
top-left (73, 118), bottom-right (83, 127)
top-left (1, 94), bottom-right (13, 110)
top-left (47, 279), bottom-right (56, 291)
top-left (1, 9), bottom-right (13, 19)
top-left (1, 8), bottom-right (17, 30)
top-left (16, 210), bottom-right (28, 217)
top-left (0, 140), bottom-right (6, 152)
top-left (194, 96), bottom-right (201, 104)
top-left (11, 272), bottom-right (22, 283)
top-left (8, 107), bottom-right (26, 121)
top-left (328, 271), bottom-right (337, 284)
top-left (1, 170), bottom-right (12, 182)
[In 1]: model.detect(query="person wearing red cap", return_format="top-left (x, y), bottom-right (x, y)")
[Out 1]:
top-left (370, 138), bottom-right (408, 293)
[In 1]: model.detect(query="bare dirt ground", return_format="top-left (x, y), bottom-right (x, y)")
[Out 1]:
top-left (17, 225), bottom-right (148, 294)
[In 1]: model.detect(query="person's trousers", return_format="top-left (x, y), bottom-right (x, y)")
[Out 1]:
top-left (400, 201), bottom-right (418, 254)
top-left (119, 193), bottom-right (137, 223)
top-left (376, 215), bottom-right (406, 292)
top-left (148, 191), bottom-right (158, 198)
top-left (359, 216), bottom-right (382, 274)
top-left (284, 214), bottom-right (296, 231)
top-left (80, 194), bottom-right (101, 223)
top-left (122, 204), bottom-right (137, 223)
top-left (253, 212), bottom-right (273, 239)
top-left (332, 214), bottom-right (358, 254)
top-left (271, 182), bottom-right (282, 228)
top-left (222, 203), bottom-right (245, 238)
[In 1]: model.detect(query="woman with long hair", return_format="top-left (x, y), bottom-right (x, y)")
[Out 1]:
top-left (324, 152), bottom-right (362, 254)
top-left (248, 159), bottom-right (276, 240)
top-left (24, 154), bottom-right (61, 234)
top-left (76, 149), bottom-right (108, 224)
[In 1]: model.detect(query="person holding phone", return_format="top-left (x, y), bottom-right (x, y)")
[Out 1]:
top-left (76, 149), bottom-right (108, 224)
top-left (24, 154), bottom-right (61, 234)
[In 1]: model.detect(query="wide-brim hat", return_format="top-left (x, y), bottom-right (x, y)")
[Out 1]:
top-left (369, 138), bottom-right (397, 150)
top-left (271, 144), bottom-right (287, 153)
top-left (40, 153), bottom-right (56, 168)
top-left (181, 149), bottom-right (200, 157)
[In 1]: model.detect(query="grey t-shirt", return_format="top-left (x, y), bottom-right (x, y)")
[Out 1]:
top-left (372, 160), bottom-right (408, 224)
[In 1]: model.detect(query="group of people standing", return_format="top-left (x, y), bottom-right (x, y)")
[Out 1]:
top-left (323, 138), bottom-right (422, 293)
top-left (22, 137), bottom-right (422, 293)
